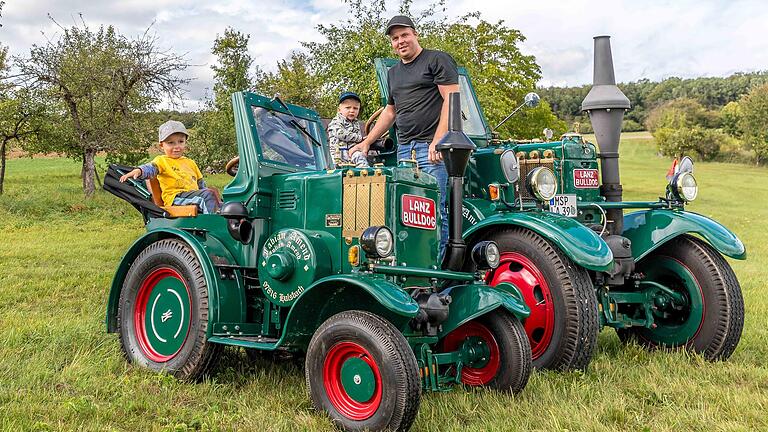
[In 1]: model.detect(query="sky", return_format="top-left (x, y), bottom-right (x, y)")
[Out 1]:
top-left (2, 0), bottom-right (766, 110)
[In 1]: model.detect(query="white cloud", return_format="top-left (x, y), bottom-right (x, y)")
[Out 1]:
top-left (2, 0), bottom-right (766, 110)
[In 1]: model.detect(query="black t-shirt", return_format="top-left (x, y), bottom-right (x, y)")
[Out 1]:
top-left (387, 49), bottom-right (459, 144)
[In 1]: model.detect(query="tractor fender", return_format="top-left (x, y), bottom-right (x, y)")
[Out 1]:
top-left (623, 210), bottom-right (746, 261)
top-left (438, 282), bottom-right (531, 338)
top-left (463, 211), bottom-right (614, 272)
top-left (105, 228), bottom-right (245, 335)
top-left (280, 274), bottom-right (420, 348)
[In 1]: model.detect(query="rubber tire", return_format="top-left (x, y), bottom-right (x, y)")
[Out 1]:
top-left (617, 235), bottom-right (744, 361)
top-left (305, 310), bottom-right (420, 432)
top-left (444, 309), bottom-right (532, 394)
top-left (117, 239), bottom-right (221, 380)
top-left (479, 227), bottom-right (600, 371)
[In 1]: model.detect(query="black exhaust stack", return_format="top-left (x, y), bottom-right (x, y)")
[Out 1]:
top-left (582, 36), bottom-right (631, 235)
top-left (437, 92), bottom-right (476, 271)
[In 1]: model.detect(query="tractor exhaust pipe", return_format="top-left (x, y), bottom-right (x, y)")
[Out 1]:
top-left (581, 36), bottom-right (631, 235)
top-left (437, 93), bottom-right (476, 272)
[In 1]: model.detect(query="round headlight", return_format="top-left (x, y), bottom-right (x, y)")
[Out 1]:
top-left (674, 172), bottom-right (698, 202)
top-left (499, 149), bottom-right (520, 183)
top-left (471, 241), bottom-right (501, 270)
top-left (361, 226), bottom-right (394, 258)
top-left (527, 166), bottom-right (557, 201)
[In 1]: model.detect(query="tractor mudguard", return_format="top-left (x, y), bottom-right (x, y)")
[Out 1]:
top-left (438, 282), bottom-right (531, 338)
top-left (280, 274), bottom-right (420, 348)
top-left (463, 211), bottom-right (614, 272)
top-left (623, 209), bottom-right (746, 261)
top-left (105, 228), bottom-right (245, 335)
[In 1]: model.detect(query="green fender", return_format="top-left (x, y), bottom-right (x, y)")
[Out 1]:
top-left (105, 228), bottom-right (245, 335)
top-left (438, 282), bottom-right (531, 338)
top-left (464, 211), bottom-right (614, 272)
top-left (623, 210), bottom-right (746, 261)
top-left (280, 274), bottom-right (420, 348)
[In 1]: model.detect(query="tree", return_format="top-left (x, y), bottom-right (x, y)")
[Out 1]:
top-left (190, 27), bottom-right (257, 172)
top-left (15, 19), bottom-right (190, 197)
top-left (257, 52), bottom-right (327, 111)
top-left (737, 83), bottom-right (768, 164)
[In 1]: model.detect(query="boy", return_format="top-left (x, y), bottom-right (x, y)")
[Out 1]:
top-left (327, 91), bottom-right (369, 168)
top-left (119, 120), bottom-right (221, 214)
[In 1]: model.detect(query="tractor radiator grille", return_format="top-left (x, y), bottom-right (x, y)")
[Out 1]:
top-left (518, 156), bottom-right (557, 201)
top-left (277, 189), bottom-right (297, 209)
top-left (342, 170), bottom-right (386, 237)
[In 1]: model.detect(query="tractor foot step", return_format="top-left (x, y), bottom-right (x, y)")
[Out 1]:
top-left (209, 335), bottom-right (279, 349)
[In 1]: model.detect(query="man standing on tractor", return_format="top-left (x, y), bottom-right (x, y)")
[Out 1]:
top-left (349, 15), bottom-right (460, 259)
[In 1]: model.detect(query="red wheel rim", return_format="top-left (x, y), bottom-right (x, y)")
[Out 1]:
top-left (133, 267), bottom-right (191, 363)
top-left (441, 321), bottom-right (501, 385)
top-left (323, 342), bottom-right (383, 421)
top-left (487, 252), bottom-right (555, 359)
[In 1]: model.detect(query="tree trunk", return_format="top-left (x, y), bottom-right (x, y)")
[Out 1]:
top-left (82, 148), bottom-right (97, 197)
top-left (0, 137), bottom-right (7, 196)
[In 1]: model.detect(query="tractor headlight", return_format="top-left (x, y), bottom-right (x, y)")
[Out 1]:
top-left (471, 241), bottom-right (501, 270)
top-left (499, 150), bottom-right (520, 183)
top-left (361, 226), bottom-right (394, 258)
top-left (527, 167), bottom-right (557, 201)
top-left (672, 172), bottom-right (698, 202)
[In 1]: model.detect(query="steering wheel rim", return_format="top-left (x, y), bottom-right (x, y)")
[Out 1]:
top-left (364, 107), bottom-right (389, 139)
top-left (225, 156), bottom-right (239, 177)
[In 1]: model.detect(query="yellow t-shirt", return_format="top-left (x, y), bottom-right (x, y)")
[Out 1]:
top-left (151, 155), bottom-right (203, 206)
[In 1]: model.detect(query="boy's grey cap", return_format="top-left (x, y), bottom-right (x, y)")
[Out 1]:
top-left (385, 15), bottom-right (415, 35)
top-left (158, 120), bottom-right (189, 142)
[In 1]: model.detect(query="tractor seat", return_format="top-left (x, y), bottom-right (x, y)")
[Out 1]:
top-left (146, 177), bottom-right (198, 217)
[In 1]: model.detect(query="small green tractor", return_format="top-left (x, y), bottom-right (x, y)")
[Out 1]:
top-left (368, 36), bottom-right (745, 371)
top-left (105, 92), bottom-right (532, 431)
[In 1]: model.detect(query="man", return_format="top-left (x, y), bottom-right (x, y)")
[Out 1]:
top-left (349, 15), bottom-right (460, 259)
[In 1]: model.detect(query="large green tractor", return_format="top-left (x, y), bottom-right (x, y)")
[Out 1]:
top-left (369, 36), bottom-right (745, 371)
top-left (105, 92), bottom-right (532, 431)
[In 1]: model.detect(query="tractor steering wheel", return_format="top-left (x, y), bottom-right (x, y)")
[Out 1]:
top-left (364, 107), bottom-right (390, 140)
top-left (225, 156), bottom-right (239, 177)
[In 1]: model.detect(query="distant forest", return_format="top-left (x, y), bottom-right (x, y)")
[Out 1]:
top-left (538, 72), bottom-right (768, 132)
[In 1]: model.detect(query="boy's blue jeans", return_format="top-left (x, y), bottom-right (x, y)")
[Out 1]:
top-left (398, 141), bottom-right (449, 260)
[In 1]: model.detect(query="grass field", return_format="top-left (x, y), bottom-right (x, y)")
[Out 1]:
top-left (1, 132), bottom-right (767, 431)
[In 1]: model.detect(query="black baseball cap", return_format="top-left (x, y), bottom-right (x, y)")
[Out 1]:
top-left (385, 15), bottom-right (416, 36)
top-left (338, 91), bottom-right (361, 104)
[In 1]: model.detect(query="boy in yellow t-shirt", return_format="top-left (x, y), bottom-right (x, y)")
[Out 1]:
top-left (119, 120), bottom-right (221, 214)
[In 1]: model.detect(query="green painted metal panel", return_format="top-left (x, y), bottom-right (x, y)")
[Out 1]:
top-left (623, 210), bottom-right (747, 261)
top-left (463, 210), bottom-right (614, 272)
top-left (438, 283), bottom-right (530, 337)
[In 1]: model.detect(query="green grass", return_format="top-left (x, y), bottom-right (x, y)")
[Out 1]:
top-left (1, 139), bottom-right (767, 431)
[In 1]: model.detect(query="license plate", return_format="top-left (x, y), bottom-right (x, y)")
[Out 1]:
top-left (549, 194), bottom-right (578, 218)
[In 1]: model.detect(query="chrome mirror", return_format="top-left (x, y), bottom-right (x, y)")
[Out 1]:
top-left (524, 92), bottom-right (540, 108)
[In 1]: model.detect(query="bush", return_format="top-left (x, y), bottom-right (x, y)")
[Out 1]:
top-left (645, 98), bottom-right (720, 133)
top-left (621, 119), bottom-right (644, 132)
top-left (654, 126), bottom-right (726, 161)
top-left (737, 83), bottom-right (768, 164)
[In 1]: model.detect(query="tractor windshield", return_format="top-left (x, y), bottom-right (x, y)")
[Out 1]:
top-left (253, 107), bottom-right (323, 170)
top-left (458, 75), bottom-right (486, 136)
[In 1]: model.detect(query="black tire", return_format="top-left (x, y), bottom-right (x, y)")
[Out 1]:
top-left (479, 227), bottom-right (599, 371)
top-left (440, 309), bottom-right (532, 393)
top-left (117, 239), bottom-right (221, 380)
top-left (617, 235), bottom-right (744, 361)
top-left (305, 310), bottom-right (420, 432)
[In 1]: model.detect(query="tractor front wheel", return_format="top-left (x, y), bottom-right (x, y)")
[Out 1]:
top-left (617, 235), bottom-right (744, 361)
top-left (305, 311), bottom-right (420, 432)
top-left (482, 228), bottom-right (599, 371)
top-left (440, 309), bottom-right (532, 393)
top-left (117, 239), bottom-right (221, 380)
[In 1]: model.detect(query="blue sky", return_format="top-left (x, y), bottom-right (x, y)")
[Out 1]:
top-left (2, 0), bottom-right (766, 110)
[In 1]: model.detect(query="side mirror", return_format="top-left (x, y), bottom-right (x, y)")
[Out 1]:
top-left (543, 128), bottom-right (554, 140)
top-left (678, 156), bottom-right (694, 173)
top-left (524, 92), bottom-right (540, 108)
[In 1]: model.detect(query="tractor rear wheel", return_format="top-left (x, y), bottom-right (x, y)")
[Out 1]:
top-left (117, 239), bottom-right (221, 380)
top-left (617, 235), bottom-right (744, 361)
top-left (482, 228), bottom-right (599, 371)
top-left (305, 310), bottom-right (420, 432)
top-left (439, 309), bottom-right (531, 393)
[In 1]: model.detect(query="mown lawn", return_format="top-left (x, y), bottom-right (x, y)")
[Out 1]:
top-left (1, 134), bottom-right (767, 431)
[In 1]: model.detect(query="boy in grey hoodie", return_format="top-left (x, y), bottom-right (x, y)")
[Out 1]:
top-left (327, 91), bottom-right (369, 168)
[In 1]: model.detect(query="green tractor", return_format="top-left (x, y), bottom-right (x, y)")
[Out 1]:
top-left (369, 36), bottom-right (745, 371)
top-left (105, 92), bottom-right (532, 431)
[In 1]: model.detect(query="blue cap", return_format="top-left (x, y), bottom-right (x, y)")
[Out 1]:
top-left (338, 91), bottom-right (361, 104)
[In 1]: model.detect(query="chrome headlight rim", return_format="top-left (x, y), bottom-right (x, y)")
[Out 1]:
top-left (471, 241), bottom-right (501, 270)
top-left (361, 226), bottom-right (394, 258)
top-left (527, 166), bottom-right (558, 201)
top-left (499, 149), bottom-right (520, 183)
top-left (673, 171), bottom-right (698, 202)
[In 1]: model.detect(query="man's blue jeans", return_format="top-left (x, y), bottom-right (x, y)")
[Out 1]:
top-left (398, 141), bottom-right (449, 259)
